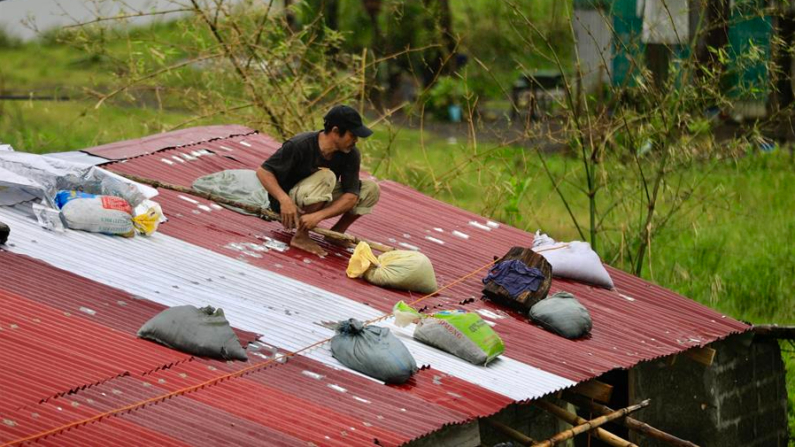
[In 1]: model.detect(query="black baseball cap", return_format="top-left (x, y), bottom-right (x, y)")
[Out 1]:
top-left (323, 105), bottom-right (373, 138)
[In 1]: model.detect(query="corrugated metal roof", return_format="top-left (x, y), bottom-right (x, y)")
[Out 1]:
top-left (0, 288), bottom-right (191, 412)
top-left (0, 207), bottom-right (576, 402)
top-left (0, 249), bottom-right (513, 446)
top-left (0, 251), bottom-right (259, 347)
top-left (84, 125), bottom-right (258, 161)
top-left (42, 151), bottom-right (109, 166)
top-left (0, 126), bottom-right (751, 445)
top-left (100, 130), bottom-right (750, 381)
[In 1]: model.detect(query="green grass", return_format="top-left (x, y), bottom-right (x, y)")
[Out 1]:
top-left (0, 100), bottom-right (202, 153)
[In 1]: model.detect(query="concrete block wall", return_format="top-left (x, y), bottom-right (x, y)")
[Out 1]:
top-left (630, 333), bottom-right (788, 447)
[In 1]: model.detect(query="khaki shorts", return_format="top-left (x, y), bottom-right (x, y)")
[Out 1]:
top-left (288, 169), bottom-right (380, 215)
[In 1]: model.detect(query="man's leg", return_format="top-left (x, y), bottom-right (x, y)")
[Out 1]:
top-left (288, 169), bottom-right (336, 256)
top-left (326, 179), bottom-right (381, 247)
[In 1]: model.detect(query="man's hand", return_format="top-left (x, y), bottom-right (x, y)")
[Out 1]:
top-left (299, 212), bottom-right (324, 232)
top-left (279, 198), bottom-right (300, 230)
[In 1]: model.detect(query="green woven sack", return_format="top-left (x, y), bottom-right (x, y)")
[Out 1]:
top-left (393, 301), bottom-right (505, 365)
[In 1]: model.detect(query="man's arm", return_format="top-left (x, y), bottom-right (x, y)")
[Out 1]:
top-left (256, 167), bottom-right (300, 229)
top-left (298, 193), bottom-right (357, 231)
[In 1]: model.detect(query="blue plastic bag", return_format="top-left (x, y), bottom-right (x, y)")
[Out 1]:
top-left (54, 190), bottom-right (96, 209)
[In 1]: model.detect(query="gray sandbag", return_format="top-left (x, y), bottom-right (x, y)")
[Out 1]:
top-left (137, 305), bottom-right (248, 361)
top-left (529, 292), bottom-right (592, 339)
top-left (192, 169), bottom-right (269, 215)
top-left (330, 319), bottom-right (418, 384)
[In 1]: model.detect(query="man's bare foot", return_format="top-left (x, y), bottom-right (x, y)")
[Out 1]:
top-left (291, 232), bottom-right (327, 257)
top-left (324, 235), bottom-right (355, 249)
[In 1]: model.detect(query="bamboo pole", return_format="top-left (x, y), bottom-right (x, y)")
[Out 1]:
top-left (120, 173), bottom-right (395, 252)
top-left (484, 419), bottom-right (537, 446)
top-left (562, 393), bottom-right (699, 447)
top-left (531, 399), bottom-right (649, 447)
top-left (533, 400), bottom-right (637, 447)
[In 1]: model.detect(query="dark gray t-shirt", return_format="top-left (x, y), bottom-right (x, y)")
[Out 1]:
top-left (262, 131), bottom-right (361, 212)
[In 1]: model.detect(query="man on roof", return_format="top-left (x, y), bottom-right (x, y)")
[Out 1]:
top-left (256, 105), bottom-right (380, 257)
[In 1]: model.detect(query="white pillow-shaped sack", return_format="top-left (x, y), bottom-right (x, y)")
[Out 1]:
top-left (531, 231), bottom-right (614, 289)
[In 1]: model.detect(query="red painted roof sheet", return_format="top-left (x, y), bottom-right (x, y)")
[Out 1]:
top-left (83, 125), bottom-right (257, 161)
top-left (0, 126), bottom-right (751, 445)
top-left (0, 251), bottom-right (508, 446)
top-left (0, 252), bottom-right (260, 349)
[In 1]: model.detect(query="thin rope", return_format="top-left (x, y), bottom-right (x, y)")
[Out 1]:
top-left (1, 256), bottom-right (509, 446)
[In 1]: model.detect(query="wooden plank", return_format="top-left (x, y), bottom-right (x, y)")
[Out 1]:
top-left (571, 379), bottom-right (613, 403)
top-left (683, 346), bottom-right (716, 366)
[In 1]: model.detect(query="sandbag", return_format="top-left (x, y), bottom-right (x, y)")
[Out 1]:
top-left (394, 301), bottom-right (504, 365)
top-left (330, 318), bottom-right (417, 384)
top-left (56, 190), bottom-right (162, 237)
top-left (192, 169), bottom-right (270, 215)
top-left (347, 242), bottom-right (437, 294)
top-left (137, 305), bottom-right (248, 361)
top-left (531, 231), bottom-right (614, 289)
top-left (529, 291), bottom-right (592, 339)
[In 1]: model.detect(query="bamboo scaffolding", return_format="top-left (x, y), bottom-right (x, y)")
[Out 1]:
top-left (120, 173), bottom-right (395, 252)
top-left (533, 400), bottom-right (637, 447)
top-left (531, 399), bottom-right (649, 447)
top-left (563, 393), bottom-right (699, 447)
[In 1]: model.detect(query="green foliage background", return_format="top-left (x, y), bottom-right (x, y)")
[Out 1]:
top-left (0, 1), bottom-right (793, 440)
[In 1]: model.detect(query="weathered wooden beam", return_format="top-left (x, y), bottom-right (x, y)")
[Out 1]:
top-left (534, 400), bottom-right (637, 447)
top-left (119, 173), bottom-right (395, 252)
top-left (484, 419), bottom-right (536, 446)
top-left (531, 400), bottom-right (649, 447)
top-left (562, 393), bottom-right (700, 447)
top-left (753, 324), bottom-right (795, 339)
top-left (683, 346), bottom-right (716, 366)
top-left (571, 379), bottom-right (613, 403)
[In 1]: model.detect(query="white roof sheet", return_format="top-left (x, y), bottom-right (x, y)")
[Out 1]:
top-left (0, 207), bottom-right (575, 401)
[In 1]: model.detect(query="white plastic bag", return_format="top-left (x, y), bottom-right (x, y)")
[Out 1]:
top-left (531, 231), bottom-right (614, 289)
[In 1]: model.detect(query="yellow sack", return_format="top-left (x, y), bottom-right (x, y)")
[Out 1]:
top-left (132, 205), bottom-right (164, 236)
top-left (347, 242), bottom-right (438, 294)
